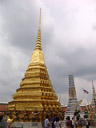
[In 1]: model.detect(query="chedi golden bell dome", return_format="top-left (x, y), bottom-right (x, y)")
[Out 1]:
top-left (7, 10), bottom-right (61, 122)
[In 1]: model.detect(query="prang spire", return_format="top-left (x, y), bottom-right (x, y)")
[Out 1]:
top-left (92, 80), bottom-right (95, 94)
top-left (35, 9), bottom-right (42, 50)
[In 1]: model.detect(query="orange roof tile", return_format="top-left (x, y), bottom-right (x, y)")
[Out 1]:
top-left (0, 105), bottom-right (8, 112)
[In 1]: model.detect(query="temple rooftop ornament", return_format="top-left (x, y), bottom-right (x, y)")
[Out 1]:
top-left (7, 10), bottom-right (61, 122)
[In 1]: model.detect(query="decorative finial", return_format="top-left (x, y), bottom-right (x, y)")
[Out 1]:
top-left (92, 80), bottom-right (93, 87)
top-left (92, 80), bottom-right (94, 89)
top-left (69, 71), bottom-right (72, 75)
top-left (92, 80), bottom-right (95, 95)
top-left (35, 9), bottom-right (42, 50)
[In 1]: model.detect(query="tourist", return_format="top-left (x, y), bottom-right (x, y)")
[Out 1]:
top-left (2, 115), bottom-right (8, 128)
top-left (52, 114), bottom-right (56, 128)
top-left (84, 117), bottom-right (90, 128)
top-left (54, 116), bottom-right (61, 128)
top-left (44, 115), bottom-right (50, 128)
top-left (74, 116), bottom-right (82, 128)
top-left (72, 117), bottom-right (74, 128)
top-left (66, 116), bottom-right (72, 128)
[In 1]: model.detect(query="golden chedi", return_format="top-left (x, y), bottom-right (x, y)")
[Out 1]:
top-left (7, 10), bottom-right (61, 122)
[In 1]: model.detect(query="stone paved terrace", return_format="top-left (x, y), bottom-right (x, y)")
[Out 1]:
top-left (0, 121), bottom-right (96, 128)
top-left (10, 121), bottom-right (96, 128)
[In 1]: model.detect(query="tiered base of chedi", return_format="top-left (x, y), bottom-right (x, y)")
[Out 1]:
top-left (7, 10), bottom-right (62, 123)
top-left (65, 73), bottom-right (81, 119)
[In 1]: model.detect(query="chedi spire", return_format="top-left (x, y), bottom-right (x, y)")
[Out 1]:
top-left (35, 9), bottom-right (42, 50)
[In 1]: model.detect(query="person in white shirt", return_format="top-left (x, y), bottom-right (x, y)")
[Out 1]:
top-left (44, 115), bottom-right (50, 128)
top-left (54, 117), bottom-right (61, 128)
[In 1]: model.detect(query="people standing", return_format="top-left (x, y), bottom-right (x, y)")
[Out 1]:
top-left (72, 117), bottom-right (74, 128)
top-left (54, 117), bottom-right (61, 128)
top-left (44, 115), bottom-right (50, 128)
top-left (74, 116), bottom-right (82, 128)
top-left (52, 114), bottom-right (56, 128)
top-left (84, 117), bottom-right (90, 128)
top-left (66, 116), bottom-right (72, 128)
top-left (2, 115), bottom-right (8, 128)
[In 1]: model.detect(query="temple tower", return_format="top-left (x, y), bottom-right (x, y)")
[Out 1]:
top-left (91, 81), bottom-right (96, 107)
top-left (65, 73), bottom-right (81, 119)
top-left (7, 10), bottom-right (61, 122)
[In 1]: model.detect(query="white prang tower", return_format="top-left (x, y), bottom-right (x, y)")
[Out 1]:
top-left (65, 73), bottom-right (81, 119)
top-left (91, 80), bottom-right (96, 107)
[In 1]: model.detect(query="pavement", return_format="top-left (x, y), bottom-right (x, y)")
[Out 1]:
top-left (77, 126), bottom-right (95, 128)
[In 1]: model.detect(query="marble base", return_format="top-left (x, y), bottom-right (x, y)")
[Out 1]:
top-left (10, 121), bottom-right (65, 128)
top-left (65, 98), bottom-right (81, 119)
top-left (10, 122), bottom-right (43, 128)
